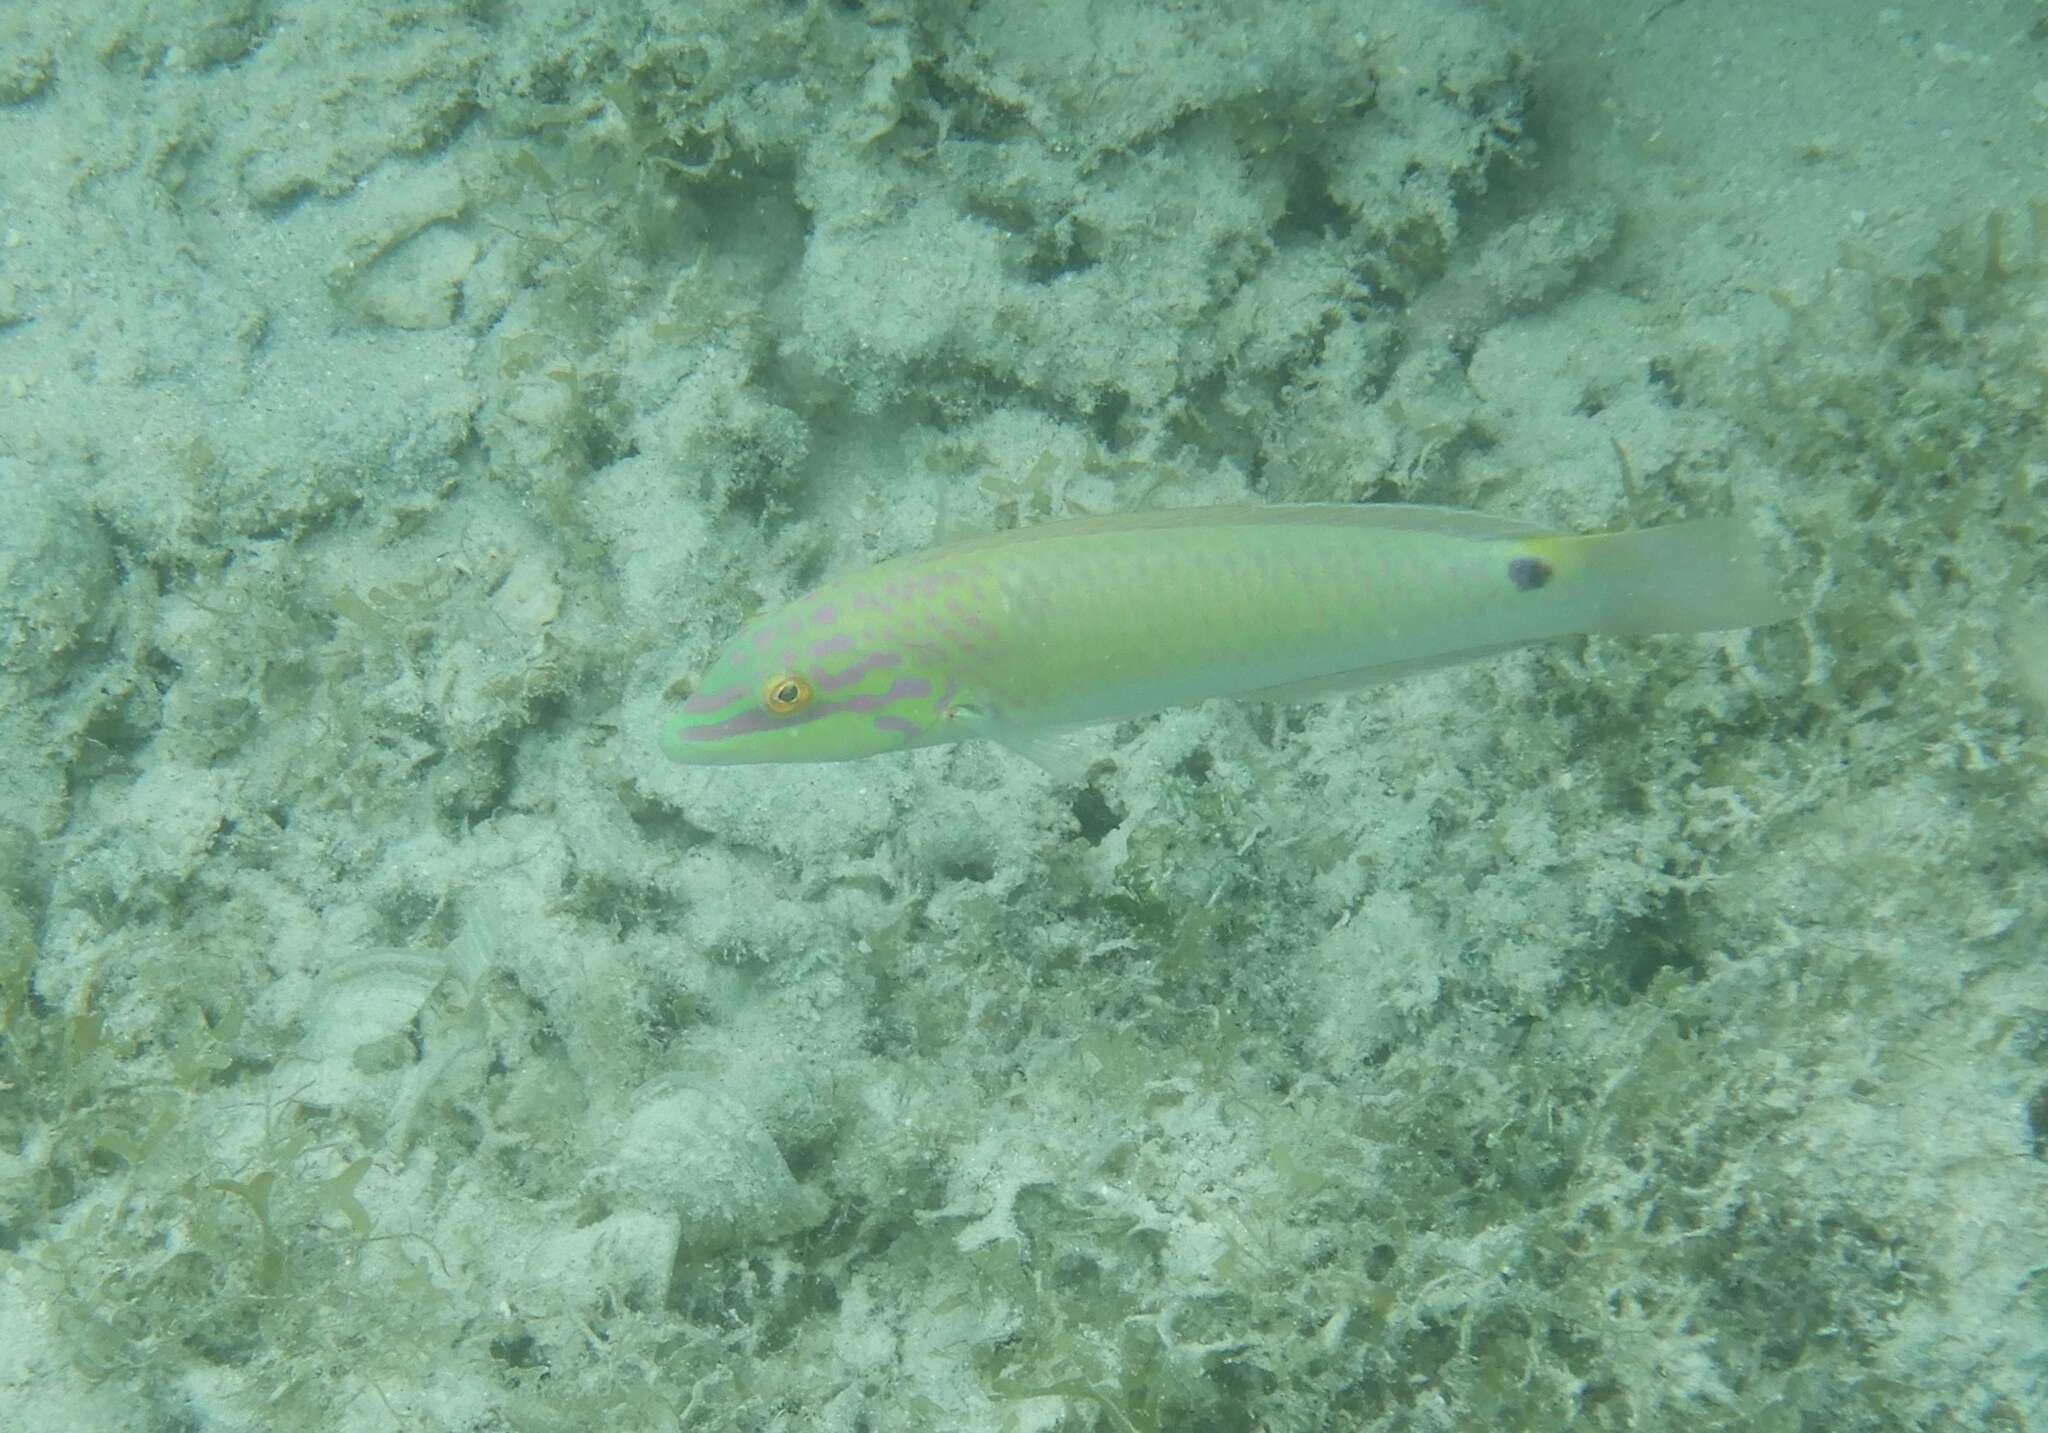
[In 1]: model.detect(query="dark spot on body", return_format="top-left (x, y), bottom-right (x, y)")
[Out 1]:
top-left (1508, 555), bottom-right (1553, 592)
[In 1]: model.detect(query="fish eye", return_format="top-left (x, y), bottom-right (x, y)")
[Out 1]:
top-left (762, 673), bottom-right (814, 715)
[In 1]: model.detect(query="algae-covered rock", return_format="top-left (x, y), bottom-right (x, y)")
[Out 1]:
top-left (597, 1081), bottom-right (827, 1253)
top-left (0, 461), bottom-right (117, 694)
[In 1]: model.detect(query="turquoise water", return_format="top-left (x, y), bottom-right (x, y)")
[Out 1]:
top-left (0, 1), bottom-right (2042, 1427)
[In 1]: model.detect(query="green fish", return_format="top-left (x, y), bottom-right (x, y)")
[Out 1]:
top-left (662, 504), bottom-right (1791, 771)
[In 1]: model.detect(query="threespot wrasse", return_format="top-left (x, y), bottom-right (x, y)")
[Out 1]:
top-left (661, 504), bottom-right (1793, 772)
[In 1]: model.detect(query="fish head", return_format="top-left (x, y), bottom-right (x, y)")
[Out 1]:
top-left (659, 596), bottom-right (961, 765)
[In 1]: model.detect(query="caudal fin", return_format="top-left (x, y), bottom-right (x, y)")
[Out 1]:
top-left (1571, 518), bottom-right (1797, 636)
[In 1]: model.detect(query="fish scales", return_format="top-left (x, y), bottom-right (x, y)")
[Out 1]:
top-left (955, 518), bottom-right (1535, 728)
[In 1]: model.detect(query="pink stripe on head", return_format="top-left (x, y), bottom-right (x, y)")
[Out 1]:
top-left (813, 650), bottom-right (901, 691)
top-left (834, 675), bottom-right (932, 712)
top-left (683, 682), bottom-right (750, 715)
top-left (675, 673), bottom-right (936, 748)
top-left (673, 706), bottom-right (783, 743)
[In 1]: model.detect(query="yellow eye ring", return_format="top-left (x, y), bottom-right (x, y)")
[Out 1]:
top-left (762, 673), bottom-right (814, 715)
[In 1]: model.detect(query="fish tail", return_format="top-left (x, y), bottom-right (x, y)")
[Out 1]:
top-left (1563, 517), bottom-right (1797, 636)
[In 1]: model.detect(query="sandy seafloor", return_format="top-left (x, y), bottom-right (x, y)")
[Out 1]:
top-left (1, 0), bottom-right (2044, 1428)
